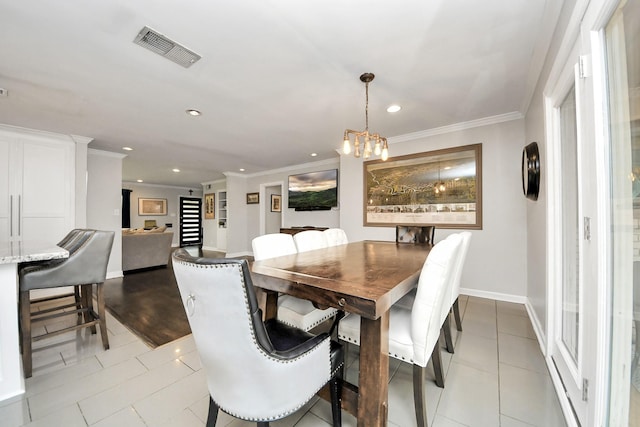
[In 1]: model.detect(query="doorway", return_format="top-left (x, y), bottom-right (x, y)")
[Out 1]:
top-left (260, 182), bottom-right (284, 235)
top-left (179, 196), bottom-right (202, 247)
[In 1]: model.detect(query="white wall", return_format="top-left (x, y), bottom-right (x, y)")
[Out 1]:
top-left (122, 182), bottom-right (203, 247)
top-left (201, 179), bottom-right (226, 251)
top-left (340, 119), bottom-right (528, 299)
top-left (224, 159), bottom-right (341, 257)
top-left (87, 149), bottom-right (125, 277)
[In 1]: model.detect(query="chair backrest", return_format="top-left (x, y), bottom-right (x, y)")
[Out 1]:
top-left (323, 228), bottom-right (349, 246)
top-left (410, 234), bottom-right (462, 366)
top-left (293, 230), bottom-right (328, 252)
top-left (396, 225), bottom-right (436, 244)
top-left (172, 249), bottom-right (331, 420)
top-left (252, 233), bottom-right (297, 261)
top-left (20, 230), bottom-right (115, 291)
top-left (447, 231), bottom-right (472, 306)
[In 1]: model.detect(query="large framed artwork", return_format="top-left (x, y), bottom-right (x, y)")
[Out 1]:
top-left (364, 143), bottom-right (482, 229)
top-left (138, 198), bottom-right (168, 216)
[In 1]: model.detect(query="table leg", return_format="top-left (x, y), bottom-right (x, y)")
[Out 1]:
top-left (358, 313), bottom-right (389, 427)
top-left (263, 290), bottom-right (278, 321)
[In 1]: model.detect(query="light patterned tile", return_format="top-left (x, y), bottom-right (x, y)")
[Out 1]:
top-left (79, 358), bottom-right (194, 424)
top-left (386, 364), bottom-right (443, 427)
top-left (497, 301), bottom-right (528, 318)
top-left (450, 331), bottom-right (498, 375)
top-left (133, 371), bottom-right (209, 425)
top-left (25, 356), bottom-right (103, 397)
top-left (93, 340), bottom-right (151, 368)
top-left (91, 406), bottom-right (147, 427)
top-left (22, 403), bottom-right (87, 427)
top-left (432, 415), bottom-right (470, 427)
top-left (499, 363), bottom-right (566, 426)
top-left (498, 333), bottom-right (547, 374)
top-left (28, 358), bottom-right (147, 420)
top-left (156, 407), bottom-right (206, 427)
top-left (497, 312), bottom-right (536, 339)
top-left (0, 398), bottom-right (30, 427)
top-left (437, 362), bottom-right (500, 427)
top-left (136, 335), bottom-right (196, 370)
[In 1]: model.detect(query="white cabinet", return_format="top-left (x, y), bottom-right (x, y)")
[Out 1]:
top-left (0, 127), bottom-right (76, 243)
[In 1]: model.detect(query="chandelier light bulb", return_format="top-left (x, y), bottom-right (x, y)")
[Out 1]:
top-left (343, 138), bottom-right (351, 154)
top-left (374, 140), bottom-right (381, 156)
top-left (381, 144), bottom-right (389, 161)
top-left (354, 144), bottom-right (361, 158)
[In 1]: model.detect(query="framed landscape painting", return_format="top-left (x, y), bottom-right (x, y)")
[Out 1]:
top-left (138, 198), bottom-right (167, 216)
top-left (363, 143), bottom-right (482, 229)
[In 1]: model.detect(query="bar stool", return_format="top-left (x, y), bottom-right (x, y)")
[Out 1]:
top-left (19, 229), bottom-right (114, 377)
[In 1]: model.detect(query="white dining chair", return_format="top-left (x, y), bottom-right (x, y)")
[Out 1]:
top-left (252, 233), bottom-right (338, 331)
top-left (393, 232), bottom-right (472, 354)
top-left (338, 234), bottom-right (463, 427)
top-left (323, 228), bottom-right (349, 247)
top-left (293, 230), bottom-right (328, 252)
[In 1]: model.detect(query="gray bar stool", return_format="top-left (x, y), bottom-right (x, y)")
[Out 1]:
top-left (19, 229), bottom-right (114, 377)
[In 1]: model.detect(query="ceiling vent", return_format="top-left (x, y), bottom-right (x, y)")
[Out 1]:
top-left (133, 26), bottom-right (201, 68)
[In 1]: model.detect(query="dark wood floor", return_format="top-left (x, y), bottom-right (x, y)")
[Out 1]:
top-left (103, 247), bottom-right (226, 347)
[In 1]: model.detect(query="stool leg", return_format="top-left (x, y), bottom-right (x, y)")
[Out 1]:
top-left (96, 283), bottom-right (109, 350)
top-left (20, 290), bottom-right (33, 378)
top-left (81, 284), bottom-right (97, 334)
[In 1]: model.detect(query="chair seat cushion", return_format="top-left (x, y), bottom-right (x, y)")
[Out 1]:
top-left (265, 318), bottom-right (343, 374)
top-left (278, 295), bottom-right (338, 331)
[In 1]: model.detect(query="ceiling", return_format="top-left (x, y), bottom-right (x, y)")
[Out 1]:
top-left (0, 0), bottom-right (561, 188)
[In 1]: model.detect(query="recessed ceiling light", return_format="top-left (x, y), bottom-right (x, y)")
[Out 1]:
top-left (310, 153), bottom-right (318, 157)
top-left (137, 179), bottom-right (143, 182)
top-left (186, 109), bottom-right (201, 116)
top-left (123, 146), bottom-right (133, 151)
top-left (387, 105), bottom-right (401, 113)
top-left (239, 168), bottom-right (245, 172)
top-left (172, 168), bottom-right (180, 173)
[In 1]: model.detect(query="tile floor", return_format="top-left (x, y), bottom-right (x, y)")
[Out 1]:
top-left (0, 295), bottom-right (567, 426)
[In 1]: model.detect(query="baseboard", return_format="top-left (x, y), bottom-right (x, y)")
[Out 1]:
top-left (225, 251), bottom-right (253, 258)
top-left (459, 287), bottom-right (527, 304)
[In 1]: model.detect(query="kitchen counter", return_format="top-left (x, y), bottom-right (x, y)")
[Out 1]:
top-left (0, 241), bottom-right (68, 401)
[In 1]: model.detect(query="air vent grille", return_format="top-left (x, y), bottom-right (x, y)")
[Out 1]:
top-left (134, 26), bottom-right (201, 68)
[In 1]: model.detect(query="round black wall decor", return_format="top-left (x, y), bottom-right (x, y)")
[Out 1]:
top-left (522, 142), bottom-right (540, 201)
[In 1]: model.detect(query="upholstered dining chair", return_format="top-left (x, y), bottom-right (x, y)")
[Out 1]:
top-left (393, 232), bottom-right (471, 354)
top-left (19, 229), bottom-right (114, 377)
top-left (323, 228), bottom-right (349, 247)
top-left (338, 234), bottom-right (462, 427)
top-left (293, 229), bottom-right (328, 252)
top-left (172, 250), bottom-right (344, 427)
top-left (252, 233), bottom-right (338, 331)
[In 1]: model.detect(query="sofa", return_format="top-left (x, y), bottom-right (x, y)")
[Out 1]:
top-left (122, 229), bottom-right (174, 272)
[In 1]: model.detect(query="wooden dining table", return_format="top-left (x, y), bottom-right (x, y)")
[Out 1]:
top-left (250, 240), bottom-right (432, 427)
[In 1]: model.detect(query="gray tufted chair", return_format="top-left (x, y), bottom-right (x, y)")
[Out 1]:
top-left (172, 249), bottom-right (344, 426)
top-left (19, 229), bottom-right (114, 377)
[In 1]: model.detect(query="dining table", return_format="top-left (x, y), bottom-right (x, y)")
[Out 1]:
top-left (251, 240), bottom-right (432, 427)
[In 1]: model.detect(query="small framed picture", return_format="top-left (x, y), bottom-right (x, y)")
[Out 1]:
top-left (246, 192), bottom-right (259, 204)
top-left (271, 194), bottom-right (282, 212)
top-left (204, 193), bottom-right (215, 219)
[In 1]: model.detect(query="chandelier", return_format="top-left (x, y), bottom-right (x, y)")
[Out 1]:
top-left (342, 73), bottom-right (389, 161)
